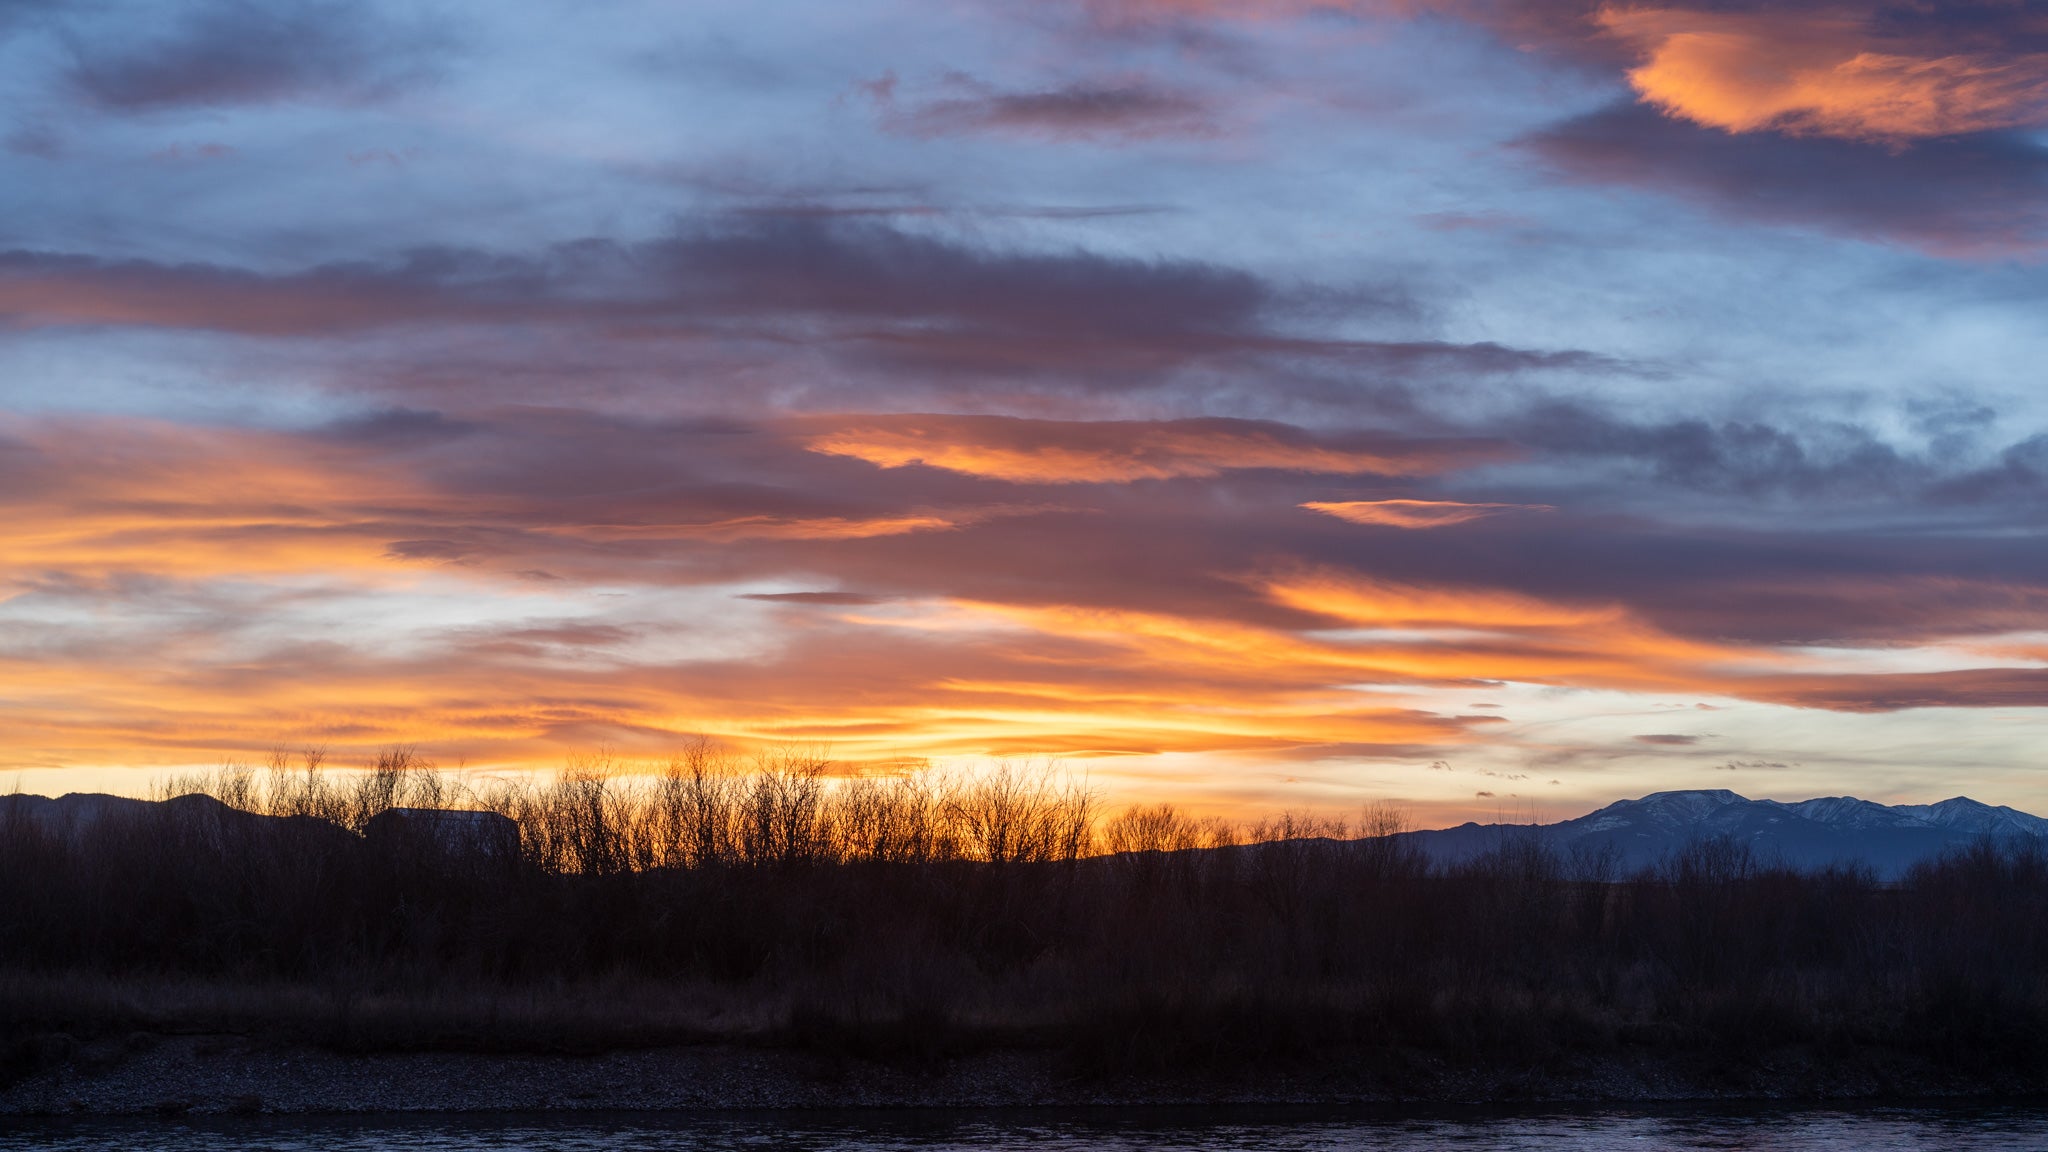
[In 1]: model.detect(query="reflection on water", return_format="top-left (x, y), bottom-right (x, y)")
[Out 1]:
top-left (4, 1106), bottom-right (2047, 1151)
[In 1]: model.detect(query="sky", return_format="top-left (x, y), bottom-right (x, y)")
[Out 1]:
top-left (8, 0), bottom-right (2048, 823)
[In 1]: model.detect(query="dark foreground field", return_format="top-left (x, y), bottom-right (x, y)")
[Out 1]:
top-left (6, 752), bottom-right (2048, 1111)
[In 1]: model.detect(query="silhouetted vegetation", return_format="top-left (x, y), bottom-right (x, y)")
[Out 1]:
top-left (6, 748), bottom-right (2048, 1087)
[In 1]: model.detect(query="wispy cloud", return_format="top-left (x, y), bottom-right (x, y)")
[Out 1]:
top-left (1075, 0), bottom-right (2048, 254)
top-left (1301, 499), bottom-right (1548, 527)
top-left (864, 71), bottom-right (1223, 141)
top-left (1522, 103), bottom-right (2048, 256)
top-left (806, 415), bottom-right (1507, 483)
top-left (64, 0), bottom-right (447, 111)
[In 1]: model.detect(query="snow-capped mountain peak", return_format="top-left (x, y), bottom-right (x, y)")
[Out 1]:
top-left (1894, 797), bottom-right (2048, 838)
top-left (1403, 788), bottom-right (2048, 879)
top-left (1777, 796), bottom-right (1931, 830)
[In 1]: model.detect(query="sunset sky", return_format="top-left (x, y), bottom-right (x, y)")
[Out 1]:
top-left (8, 0), bottom-right (2048, 822)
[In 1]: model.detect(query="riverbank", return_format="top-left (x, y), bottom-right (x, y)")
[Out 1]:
top-left (5, 1033), bottom-right (2045, 1115)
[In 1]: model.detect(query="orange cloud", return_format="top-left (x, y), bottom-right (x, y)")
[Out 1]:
top-left (805, 414), bottom-right (1502, 483)
top-left (1083, 1), bottom-right (2048, 144)
top-left (0, 589), bottom-right (1489, 777)
top-left (0, 416), bottom-right (1003, 584)
top-left (1301, 498), bottom-right (1547, 527)
top-left (932, 580), bottom-right (1748, 730)
top-left (1265, 571), bottom-right (1618, 631)
top-left (0, 418), bottom-right (446, 579)
top-left (1258, 567), bottom-right (1795, 699)
top-left (1599, 6), bottom-right (2048, 141)
top-left (546, 512), bottom-right (987, 543)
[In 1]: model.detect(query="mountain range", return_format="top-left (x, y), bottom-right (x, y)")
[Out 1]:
top-left (1397, 789), bottom-right (2048, 878)
top-left (7, 787), bottom-right (2046, 879)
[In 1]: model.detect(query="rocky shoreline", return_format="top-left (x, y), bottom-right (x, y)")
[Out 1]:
top-left (4, 1034), bottom-right (2045, 1116)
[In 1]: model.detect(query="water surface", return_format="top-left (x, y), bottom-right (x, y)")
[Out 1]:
top-left (6, 1105), bottom-right (2046, 1150)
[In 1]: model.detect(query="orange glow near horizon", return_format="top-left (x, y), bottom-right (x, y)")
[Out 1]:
top-left (9, 411), bottom-right (2048, 822)
top-left (12, 567), bottom-right (2048, 823)
top-left (0, 442), bottom-right (2034, 767)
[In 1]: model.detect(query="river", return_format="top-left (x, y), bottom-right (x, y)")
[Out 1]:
top-left (5, 1105), bottom-right (2047, 1150)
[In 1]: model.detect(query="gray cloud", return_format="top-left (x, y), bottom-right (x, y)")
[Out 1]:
top-left (868, 72), bottom-right (1222, 141)
top-left (1522, 103), bottom-right (2048, 255)
top-left (65, 0), bottom-right (446, 111)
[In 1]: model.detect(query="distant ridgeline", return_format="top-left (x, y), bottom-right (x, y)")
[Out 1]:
top-left (1, 792), bottom-right (518, 859)
top-left (4, 786), bottom-right (2044, 878)
top-left (1395, 789), bottom-right (2048, 879)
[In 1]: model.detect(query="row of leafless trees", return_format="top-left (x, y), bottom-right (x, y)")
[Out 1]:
top-left (154, 747), bottom-right (1413, 872)
top-left (162, 746), bottom-right (1108, 871)
top-left (6, 750), bottom-right (2048, 1077)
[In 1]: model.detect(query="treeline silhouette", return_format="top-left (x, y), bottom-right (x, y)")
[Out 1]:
top-left (6, 748), bottom-right (2048, 1085)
